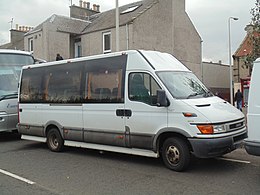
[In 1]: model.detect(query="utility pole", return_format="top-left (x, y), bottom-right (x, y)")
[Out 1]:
top-left (116, 0), bottom-right (120, 52)
top-left (228, 17), bottom-right (239, 105)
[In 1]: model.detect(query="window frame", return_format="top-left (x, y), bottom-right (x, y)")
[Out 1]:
top-left (28, 38), bottom-right (33, 52)
top-left (128, 72), bottom-right (161, 106)
top-left (102, 32), bottom-right (112, 54)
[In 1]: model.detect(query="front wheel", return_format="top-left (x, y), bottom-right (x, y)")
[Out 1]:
top-left (161, 137), bottom-right (190, 172)
top-left (47, 128), bottom-right (64, 152)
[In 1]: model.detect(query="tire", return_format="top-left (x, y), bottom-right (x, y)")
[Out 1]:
top-left (161, 137), bottom-right (190, 172)
top-left (47, 128), bottom-right (64, 152)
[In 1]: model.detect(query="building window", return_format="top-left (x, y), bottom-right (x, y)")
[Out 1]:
top-left (28, 38), bottom-right (33, 52)
top-left (103, 32), bottom-right (111, 54)
top-left (74, 41), bottom-right (82, 58)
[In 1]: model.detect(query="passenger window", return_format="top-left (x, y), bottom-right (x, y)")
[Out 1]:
top-left (20, 69), bottom-right (43, 103)
top-left (129, 73), bottom-right (161, 105)
top-left (45, 68), bottom-right (81, 103)
top-left (85, 69), bottom-right (123, 103)
top-left (84, 56), bottom-right (126, 103)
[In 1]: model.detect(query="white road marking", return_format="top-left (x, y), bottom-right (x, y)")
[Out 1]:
top-left (0, 168), bottom-right (35, 185)
top-left (217, 157), bottom-right (251, 164)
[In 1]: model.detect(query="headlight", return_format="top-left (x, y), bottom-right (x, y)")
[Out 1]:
top-left (197, 124), bottom-right (226, 134)
top-left (213, 125), bottom-right (226, 133)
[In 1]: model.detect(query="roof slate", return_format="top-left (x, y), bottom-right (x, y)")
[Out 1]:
top-left (25, 0), bottom-right (157, 36)
top-left (82, 0), bottom-right (158, 34)
top-left (25, 14), bottom-right (90, 36)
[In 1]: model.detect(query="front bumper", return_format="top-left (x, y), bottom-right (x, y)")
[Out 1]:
top-left (188, 130), bottom-right (248, 158)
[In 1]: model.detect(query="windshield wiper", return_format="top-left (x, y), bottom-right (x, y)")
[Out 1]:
top-left (0, 93), bottom-right (18, 101)
top-left (204, 91), bottom-right (213, 97)
top-left (187, 92), bottom-right (198, 99)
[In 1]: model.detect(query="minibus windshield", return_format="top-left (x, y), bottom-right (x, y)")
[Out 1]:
top-left (157, 71), bottom-right (213, 99)
top-left (0, 53), bottom-right (34, 99)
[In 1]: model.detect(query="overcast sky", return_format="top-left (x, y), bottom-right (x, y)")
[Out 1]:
top-left (0, 0), bottom-right (256, 64)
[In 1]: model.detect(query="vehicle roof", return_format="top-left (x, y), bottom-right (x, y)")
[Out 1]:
top-left (0, 49), bottom-right (32, 56)
top-left (22, 50), bottom-right (190, 72)
top-left (139, 50), bottom-right (190, 72)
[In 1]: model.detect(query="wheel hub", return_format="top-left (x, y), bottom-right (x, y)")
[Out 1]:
top-left (166, 146), bottom-right (180, 164)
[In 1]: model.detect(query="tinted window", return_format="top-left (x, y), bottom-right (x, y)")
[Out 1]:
top-left (20, 55), bottom-right (127, 104)
top-left (20, 68), bottom-right (43, 103)
top-left (44, 63), bottom-right (83, 103)
top-left (84, 55), bottom-right (127, 103)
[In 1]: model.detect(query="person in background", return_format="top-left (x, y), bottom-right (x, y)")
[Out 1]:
top-left (234, 89), bottom-right (243, 111)
top-left (56, 53), bottom-right (63, 61)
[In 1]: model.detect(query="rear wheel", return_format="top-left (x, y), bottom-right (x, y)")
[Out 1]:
top-left (47, 128), bottom-right (64, 152)
top-left (161, 137), bottom-right (190, 171)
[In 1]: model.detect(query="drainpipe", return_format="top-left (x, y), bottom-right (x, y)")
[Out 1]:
top-left (126, 23), bottom-right (129, 50)
top-left (201, 40), bottom-right (203, 82)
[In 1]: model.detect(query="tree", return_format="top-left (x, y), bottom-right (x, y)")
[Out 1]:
top-left (244, 0), bottom-right (260, 67)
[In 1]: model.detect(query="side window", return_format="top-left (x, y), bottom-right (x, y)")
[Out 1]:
top-left (45, 64), bottom-right (82, 103)
top-left (129, 73), bottom-right (161, 105)
top-left (20, 69), bottom-right (43, 103)
top-left (84, 56), bottom-right (126, 103)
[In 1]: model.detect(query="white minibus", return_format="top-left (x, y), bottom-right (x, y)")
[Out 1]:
top-left (244, 58), bottom-right (260, 156)
top-left (18, 50), bottom-right (247, 171)
top-left (0, 49), bottom-right (34, 132)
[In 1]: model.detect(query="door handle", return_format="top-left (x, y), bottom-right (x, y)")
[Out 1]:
top-left (116, 109), bottom-right (132, 117)
top-left (124, 109), bottom-right (132, 117)
top-left (116, 109), bottom-right (124, 117)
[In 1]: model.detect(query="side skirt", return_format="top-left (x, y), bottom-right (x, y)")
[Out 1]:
top-left (22, 135), bottom-right (46, 142)
top-left (21, 135), bottom-right (159, 158)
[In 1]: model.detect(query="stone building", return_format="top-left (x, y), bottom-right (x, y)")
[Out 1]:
top-left (233, 24), bottom-right (259, 106)
top-left (0, 25), bottom-right (32, 50)
top-left (24, 14), bottom-right (90, 61)
top-left (202, 61), bottom-right (230, 101)
top-left (81, 0), bottom-right (202, 76)
top-left (233, 25), bottom-right (254, 83)
top-left (22, 0), bottom-right (202, 77)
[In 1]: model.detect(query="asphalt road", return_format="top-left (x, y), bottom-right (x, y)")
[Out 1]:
top-left (0, 132), bottom-right (260, 195)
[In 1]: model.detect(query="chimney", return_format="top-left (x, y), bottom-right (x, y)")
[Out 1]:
top-left (16, 24), bottom-right (19, 30)
top-left (83, 1), bottom-right (87, 8)
top-left (86, 2), bottom-right (90, 9)
top-left (218, 60), bottom-right (222, 64)
top-left (79, 0), bottom-right (83, 7)
top-left (93, 4), bottom-right (96, 11)
top-left (245, 24), bottom-right (254, 34)
top-left (96, 5), bottom-right (100, 12)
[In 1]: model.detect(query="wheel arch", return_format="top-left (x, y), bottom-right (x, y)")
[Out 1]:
top-left (44, 121), bottom-right (63, 138)
top-left (153, 127), bottom-right (193, 153)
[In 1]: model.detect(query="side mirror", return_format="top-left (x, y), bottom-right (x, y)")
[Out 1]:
top-left (157, 90), bottom-right (168, 107)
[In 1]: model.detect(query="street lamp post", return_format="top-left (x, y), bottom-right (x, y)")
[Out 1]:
top-left (228, 17), bottom-right (238, 105)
